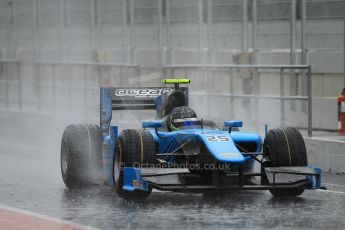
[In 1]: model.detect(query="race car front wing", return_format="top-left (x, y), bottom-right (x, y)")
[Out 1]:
top-left (122, 166), bottom-right (322, 193)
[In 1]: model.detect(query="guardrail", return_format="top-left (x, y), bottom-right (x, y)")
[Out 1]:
top-left (0, 59), bottom-right (140, 117)
top-left (163, 64), bottom-right (312, 137)
top-left (0, 60), bottom-right (313, 136)
top-left (35, 61), bottom-right (140, 115)
top-left (0, 59), bottom-right (21, 110)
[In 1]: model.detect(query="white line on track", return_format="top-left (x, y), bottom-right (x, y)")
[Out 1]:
top-left (0, 204), bottom-right (98, 230)
top-left (316, 189), bottom-right (345, 195)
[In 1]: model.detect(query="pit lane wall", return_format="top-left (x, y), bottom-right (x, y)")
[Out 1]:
top-left (305, 137), bottom-right (345, 173)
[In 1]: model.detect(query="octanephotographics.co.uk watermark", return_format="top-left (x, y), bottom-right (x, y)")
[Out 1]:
top-left (119, 162), bottom-right (233, 171)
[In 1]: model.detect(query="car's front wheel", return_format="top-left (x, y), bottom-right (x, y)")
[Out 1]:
top-left (113, 129), bottom-right (156, 200)
top-left (263, 127), bottom-right (308, 197)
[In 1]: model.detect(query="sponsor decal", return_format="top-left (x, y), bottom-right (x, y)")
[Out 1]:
top-left (174, 118), bottom-right (200, 123)
top-left (206, 135), bottom-right (230, 142)
top-left (219, 152), bottom-right (239, 158)
top-left (114, 88), bottom-right (172, 98)
top-left (133, 180), bottom-right (138, 188)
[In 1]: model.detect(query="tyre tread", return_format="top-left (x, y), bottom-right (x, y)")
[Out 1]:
top-left (61, 124), bottom-right (102, 188)
top-left (263, 127), bottom-right (308, 197)
top-left (115, 129), bottom-right (156, 200)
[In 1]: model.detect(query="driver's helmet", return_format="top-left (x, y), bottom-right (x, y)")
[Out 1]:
top-left (169, 106), bottom-right (198, 131)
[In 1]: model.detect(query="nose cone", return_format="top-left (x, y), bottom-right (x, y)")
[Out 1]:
top-left (197, 133), bottom-right (245, 163)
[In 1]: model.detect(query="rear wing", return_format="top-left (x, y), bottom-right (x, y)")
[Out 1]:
top-left (100, 87), bottom-right (188, 134)
top-left (100, 81), bottom-right (190, 185)
top-left (112, 87), bottom-right (182, 110)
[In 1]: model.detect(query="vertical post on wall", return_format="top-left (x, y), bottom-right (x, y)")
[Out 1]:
top-left (90, 0), bottom-right (96, 56)
top-left (59, 0), bottom-right (64, 111)
top-left (12, 0), bottom-right (17, 60)
top-left (52, 64), bottom-right (56, 113)
top-left (4, 0), bottom-right (12, 60)
top-left (90, 1), bottom-right (95, 117)
top-left (17, 61), bottom-right (21, 110)
top-left (33, 0), bottom-right (40, 112)
top-left (158, 0), bottom-right (164, 78)
top-left (290, 0), bottom-right (297, 111)
top-left (35, 0), bottom-right (40, 57)
top-left (198, 0), bottom-right (203, 64)
top-left (165, 0), bottom-right (171, 65)
top-left (36, 62), bottom-right (40, 112)
top-left (91, 0), bottom-right (103, 92)
top-left (197, 0), bottom-right (207, 117)
top-left (207, 0), bottom-right (212, 63)
top-left (280, 68), bottom-right (285, 128)
top-left (6, 0), bottom-right (11, 58)
top-left (83, 65), bottom-right (88, 117)
top-left (162, 66), bottom-right (166, 78)
top-left (252, 0), bottom-right (258, 132)
top-left (307, 65), bottom-right (312, 137)
top-left (37, 0), bottom-right (41, 62)
top-left (9, 2), bottom-right (16, 109)
top-left (129, 0), bottom-right (134, 65)
top-left (60, 0), bottom-right (65, 61)
top-left (242, 0), bottom-right (248, 51)
top-left (122, 0), bottom-right (127, 64)
top-left (65, 0), bottom-right (72, 115)
top-left (301, 0), bottom-right (307, 113)
top-left (253, 66), bottom-right (259, 132)
top-left (4, 64), bottom-right (8, 108)
top-left (136, 65), bottom-right (141, 79)
top-left (207, 0), bottom-right (213, 118)
top-left (251, 0), bottom-right (257, 64)
top-left (301, 0), bottom-right (306, 65)
top-left (290, 0), bottom-right (296, 66)
top-left (229, 67), bottom-right (234, 119)
top-left (66, 0), bottom-right (71, 60)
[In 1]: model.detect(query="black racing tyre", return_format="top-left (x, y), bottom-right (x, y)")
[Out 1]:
top-left (61, 124), bottom-right (103, 189)
top-left (113, 129), bottom-right (156, 200)
top-left (263, 127), bottom-right (308, 197)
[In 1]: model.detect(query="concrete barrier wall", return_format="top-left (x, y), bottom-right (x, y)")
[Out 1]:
top-left (305, 137), bottom-right (345, 173)
top-left (0, 1), bottom-right (343, 132)
top-left (0, 60), bottom-right (340, 131)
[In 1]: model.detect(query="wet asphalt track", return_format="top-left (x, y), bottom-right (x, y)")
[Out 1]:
top-left (0, 111), bottom-right (345, 229)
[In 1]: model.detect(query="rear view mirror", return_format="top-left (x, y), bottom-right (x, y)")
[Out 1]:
top-left (142, 120), bottom-right (164, 128)
top-left (224, 120), bottom-right (243, 128)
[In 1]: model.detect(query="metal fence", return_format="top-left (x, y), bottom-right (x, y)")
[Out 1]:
top-left (0, 59), bottom-right (140, 117)
top-left (163, 64), bottom-right (312, 136)
top-left (0, 59), bottom-right (319, 137)
top-left (35, 61), bottom-right (140, 114)
top-left (0, 59), bottom-right (21, 109)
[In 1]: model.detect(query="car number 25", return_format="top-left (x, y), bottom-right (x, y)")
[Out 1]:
top-left (206, 135), bottom-right (229, 142)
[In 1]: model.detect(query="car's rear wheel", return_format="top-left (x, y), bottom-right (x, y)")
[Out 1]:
top-left (113, 129), bottom-right (156, 200)
top-left (61, 124), bottom-right (103, 188)
top-left (263, 127), bottom-right (308, 197)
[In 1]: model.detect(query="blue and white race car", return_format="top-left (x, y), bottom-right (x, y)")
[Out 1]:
top-left (61, 79), bottom-right (321, 200)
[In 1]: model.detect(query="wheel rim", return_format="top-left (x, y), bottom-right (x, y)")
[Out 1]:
top-left (113, 144), bottom-right (121, 183)
top-left (61, 141), bottom-right (68, 175)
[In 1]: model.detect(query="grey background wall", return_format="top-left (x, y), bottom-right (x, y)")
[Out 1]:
top-left (0, 0), bottom-right (344, 133)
